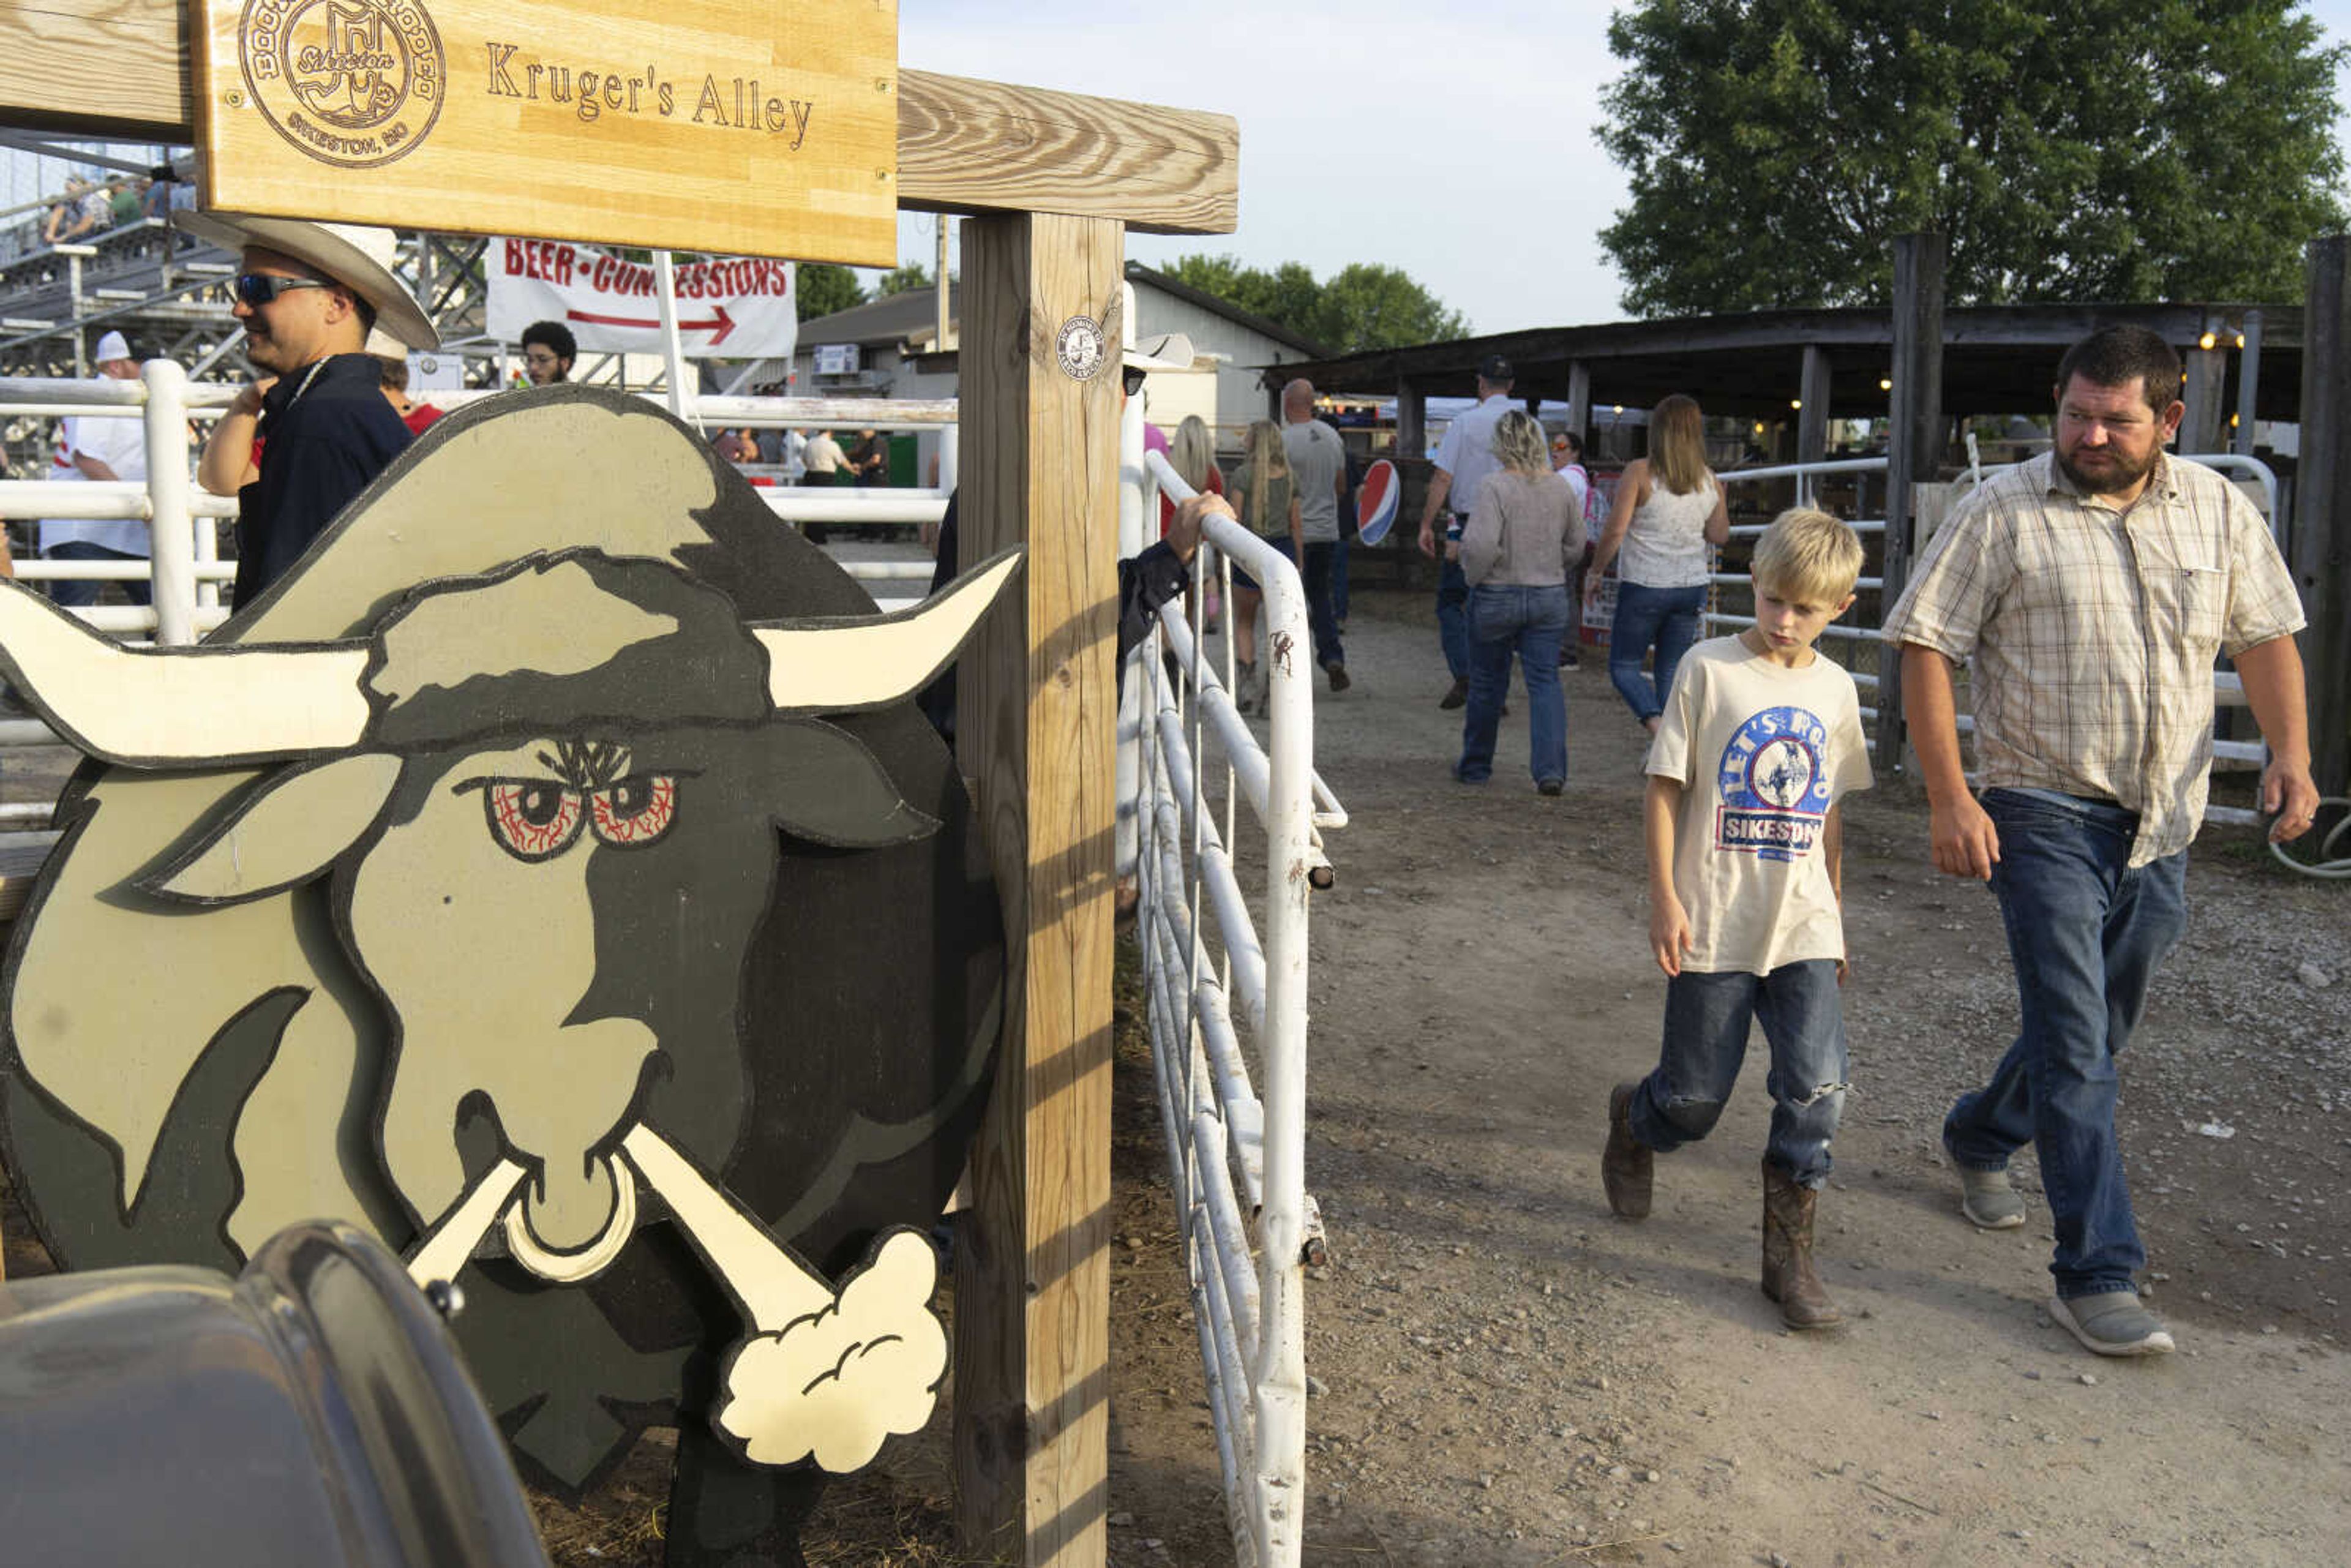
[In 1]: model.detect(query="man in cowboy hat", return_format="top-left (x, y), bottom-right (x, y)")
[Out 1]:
top-left (176, 213), bottom-right (440, 606)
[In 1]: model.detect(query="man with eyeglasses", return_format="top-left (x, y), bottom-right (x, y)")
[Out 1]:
top-left (179, 214), bottom-right (440, 606)
top-left (520, 321), bottom-right (576, 386)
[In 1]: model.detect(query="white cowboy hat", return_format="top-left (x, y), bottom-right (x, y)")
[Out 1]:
top-left (171, 211), bottom-right (440, 351)
top-left (1123, 331), bottom-right (1196, 373)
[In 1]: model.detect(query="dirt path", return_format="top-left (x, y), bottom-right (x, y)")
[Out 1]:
top-left (1101, 589), bottom-right (2350, 1567)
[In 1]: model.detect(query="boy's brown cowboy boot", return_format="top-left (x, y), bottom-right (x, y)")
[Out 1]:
top-left (1760, 1160), bottom-right (1842, 1329)
top-left (1602, 1082), bottom-right (1653, 1220)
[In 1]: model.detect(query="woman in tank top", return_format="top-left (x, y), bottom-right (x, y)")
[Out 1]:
top-left (1588, 393), bottom-right (1731, 733)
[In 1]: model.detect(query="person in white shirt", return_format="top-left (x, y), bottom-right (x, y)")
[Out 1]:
top-left (1551, 429), bottom-right (1597, 669)
top-left (1416, 354), bottom-right (1520, 708)
top-left (38, 331), bottom-right (158, 609)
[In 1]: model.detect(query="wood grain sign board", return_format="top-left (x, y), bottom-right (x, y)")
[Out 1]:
top-left (190, 0), bottom-right (900, 266)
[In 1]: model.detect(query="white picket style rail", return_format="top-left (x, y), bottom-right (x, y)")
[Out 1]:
top-left (1124, 413), bottom-right (1340, 1566)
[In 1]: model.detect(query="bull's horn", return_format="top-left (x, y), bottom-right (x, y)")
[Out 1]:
top-left (0, 582), bottom-right (372, 766)
top-left (752, 547), bottom-right (1023, 713)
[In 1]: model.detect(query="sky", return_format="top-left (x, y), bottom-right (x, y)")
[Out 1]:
top-left (898, 0), bottom-right (2351, 337)
top-left (11, 2), bottom-right (2351, 337)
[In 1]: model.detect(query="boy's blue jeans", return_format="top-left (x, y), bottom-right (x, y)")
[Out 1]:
top-left (1627, 959), bottom-right (1848, 1187)
top-left (1943, 789), bottom-right (2188, 1299)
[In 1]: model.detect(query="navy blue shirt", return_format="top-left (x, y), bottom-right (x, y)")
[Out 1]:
top-left (236, 351), bottom-right (412, 606)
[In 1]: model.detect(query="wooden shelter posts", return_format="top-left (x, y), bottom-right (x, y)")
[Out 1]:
top-left (2293, 238), bottom-right (2351, 817)
top-left (1878, 231), bottom-right (1948, 778)
top-left (2182, 343), bottom-right (2230, 454)
top-left (0, 5), bottom-right (1245, 1566)
top-left (1797, 343), bottom-right (1831, 467)
top-left (1262, 301), bottom-right (2313, 432)
top-left (1563, 360), bottom-right (1592, 447)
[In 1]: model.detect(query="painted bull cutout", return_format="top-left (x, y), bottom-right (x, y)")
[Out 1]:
top-left (0, 388), bottom-right (1014, 1566)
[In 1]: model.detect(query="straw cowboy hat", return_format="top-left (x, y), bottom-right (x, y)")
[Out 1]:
top-left (171, 211), bottom-right (440, 351)
top-left (1123, 331), bottom-right (1196, 373)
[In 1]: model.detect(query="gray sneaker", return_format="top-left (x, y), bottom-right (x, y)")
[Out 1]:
top-left (2050, 1291), bottom-right (2176, 1357)
top-left (1957, 1164), bottom-right (2027, 1229)
top-left (1946, 1134), bottom-right (2028, 1228)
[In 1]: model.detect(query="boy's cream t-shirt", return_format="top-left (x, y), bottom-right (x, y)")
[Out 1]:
top-left (1644, 636), bottom-right (1873, 975)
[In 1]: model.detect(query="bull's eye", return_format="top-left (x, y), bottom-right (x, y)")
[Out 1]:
top-left (591, 775), bottom-right (678, 848)
top-left (483, 781), bottom-right (587, 860)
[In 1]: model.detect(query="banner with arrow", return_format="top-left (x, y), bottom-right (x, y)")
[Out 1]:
top-left (488, 237), bottom-right (799, 363)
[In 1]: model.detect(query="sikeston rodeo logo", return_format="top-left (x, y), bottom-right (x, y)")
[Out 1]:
top-left (238, 0), bottom-right (445, 168)
top-left (0, 388), bottom-right (1019, 1564)
top-left (1713, 704), bottom-right (1835, 861)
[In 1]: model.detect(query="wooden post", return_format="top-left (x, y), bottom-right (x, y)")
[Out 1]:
top-left (953, 210), bottom-right (1124, 1567)
top-left (1797, 343), bottom-right (1830, 468)
top-left (2293, 238), bottom-right (2351, 808)
top-left (1396, 378), bottom-right (1426, 460)
top-left (1878, 231), bottom-right (1945, 779)
top-left (2234, 311), bottom-right (2263, 458)
top-left (1565, 360), bottom-right (1592, 448)
top-left (2181, 345), bottom-right (2227, 454)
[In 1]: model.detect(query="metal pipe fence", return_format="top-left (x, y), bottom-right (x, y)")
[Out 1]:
top-left (0, 368), bottom-right (964, 787)
top-left (1125, 439), bottom-right (1340, 1567)
top-left (1709, 454), bottom-right (2284, 828)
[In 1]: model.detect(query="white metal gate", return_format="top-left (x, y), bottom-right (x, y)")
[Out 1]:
top-left (1123, 411), bottom-right (1343, 1564)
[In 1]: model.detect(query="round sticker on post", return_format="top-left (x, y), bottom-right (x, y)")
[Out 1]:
top-left (1055, 315), bottom-right (1106, 381)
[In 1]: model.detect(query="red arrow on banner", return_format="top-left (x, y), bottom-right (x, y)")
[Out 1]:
top-left (565, 303), bottom-right (737, 347)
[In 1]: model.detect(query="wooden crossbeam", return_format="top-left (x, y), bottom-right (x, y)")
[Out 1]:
top-left (0, 2), bottom-right (1237, 235)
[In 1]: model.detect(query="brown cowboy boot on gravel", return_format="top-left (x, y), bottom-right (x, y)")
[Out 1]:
top-left (1602, 1082), bottom-right (1653, 1220)
top-left (1760, 1160), bottom-right (1842, 1329)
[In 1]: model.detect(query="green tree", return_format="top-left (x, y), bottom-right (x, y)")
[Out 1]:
top-left (1598, 0), bottom-right (2347, 314)
top-left (1316, 263), bottom-right (1471, 353)
top-left (1162, 253), bottom-right (1468, 351)
top-left (796, 263), bottom-right (865, 321)
top-left (876, 261), bottom-right (934, 298)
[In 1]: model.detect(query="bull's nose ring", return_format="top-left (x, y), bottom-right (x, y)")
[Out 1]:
top-left (502, 1152), bottom-right (639, 1283)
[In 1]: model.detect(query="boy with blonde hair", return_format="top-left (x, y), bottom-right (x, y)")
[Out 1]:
top-left (1602, 508), bottom-right (1872, 1329)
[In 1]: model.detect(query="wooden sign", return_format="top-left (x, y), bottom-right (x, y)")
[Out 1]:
top-left (0, 387), bottom-right (1017, 1564)
top-left (190, 0), bottom-right (901, 265)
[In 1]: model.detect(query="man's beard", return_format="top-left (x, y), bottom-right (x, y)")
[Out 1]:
top-left (2056, 443), bottom-right (2158, 498)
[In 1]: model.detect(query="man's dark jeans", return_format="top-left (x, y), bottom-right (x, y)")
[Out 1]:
top-left (1436, 553), bottom-right (1469, 680)
top-left (1273, 538), bottom-right (1345, 670)
top-left (1943, 789), bottom-right (2189, 1299)
top-left (43, 541), bottom-right (151, 609)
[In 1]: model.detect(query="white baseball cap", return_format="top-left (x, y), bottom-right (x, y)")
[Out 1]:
top-left (94, 331), bottom-right (132, 363)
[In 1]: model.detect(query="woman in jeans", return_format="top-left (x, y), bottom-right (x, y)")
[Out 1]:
top-left (1588, 394), bottom-right (1731, 733)
top-left (1455, 410), bottom-right (1586, 792)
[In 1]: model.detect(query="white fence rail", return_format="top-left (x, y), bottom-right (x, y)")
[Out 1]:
top-left (1710, 453), bottom-right (2282, 828)
top-left (0, 367), bottom-right (962, 716)
top-left (1127, 432), bottom-right (1338, 1567)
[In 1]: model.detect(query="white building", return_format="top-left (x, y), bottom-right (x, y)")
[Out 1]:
top-left (760, 263), bottom-right (1331, 468)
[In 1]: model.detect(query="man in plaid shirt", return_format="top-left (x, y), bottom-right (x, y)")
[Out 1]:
top-left (1883, 325), bottom-right (2317, 1358)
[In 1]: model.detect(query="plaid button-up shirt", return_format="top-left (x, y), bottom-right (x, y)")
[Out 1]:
top-left (1882, 451), bottom-right (2305, 866)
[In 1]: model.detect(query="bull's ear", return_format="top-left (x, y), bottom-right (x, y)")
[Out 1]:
top-left (141, 753), bottom-right (405, 905)
top-left (764, 720), bottom-right (940, 849)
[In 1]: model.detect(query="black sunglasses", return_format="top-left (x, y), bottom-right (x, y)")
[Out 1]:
top-left (233, 272), bottom-right (334, 307)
